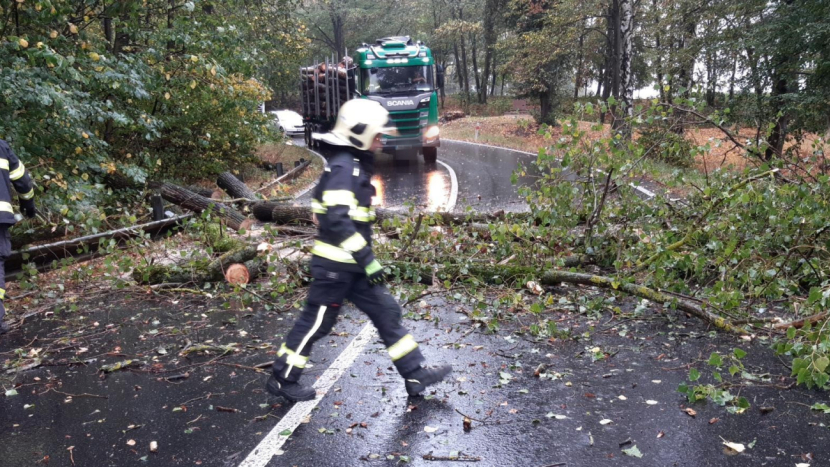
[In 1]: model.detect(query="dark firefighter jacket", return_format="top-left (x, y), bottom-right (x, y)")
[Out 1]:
top-left (310, 150), bottom-right (377, 273)
top-left (0, 139), bottom-right (35, 225)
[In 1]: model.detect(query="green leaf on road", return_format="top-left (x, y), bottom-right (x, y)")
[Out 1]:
top-left (811, 403), bottom-right (830, 414)
top-left (688, 368), bottom-right (701, 381)
top-left (622, 445), bottom-right (643, 458)
top-left (279, 429), bottom-right (292, 436)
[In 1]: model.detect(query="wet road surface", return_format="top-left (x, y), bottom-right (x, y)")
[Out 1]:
top-left (296, 137), bottom-right (537, 213)
top-left (3, 292), bottom-right (827, 466)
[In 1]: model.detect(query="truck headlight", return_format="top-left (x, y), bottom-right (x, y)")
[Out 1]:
top-left (425, 126), bottom-right (440, 139)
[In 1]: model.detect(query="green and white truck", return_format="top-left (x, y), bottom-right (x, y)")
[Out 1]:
top-left (300, 36), bottom-right (444, 163)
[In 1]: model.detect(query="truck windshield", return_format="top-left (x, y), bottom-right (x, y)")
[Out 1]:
top-left (361, 66), bottom-right (432, 95)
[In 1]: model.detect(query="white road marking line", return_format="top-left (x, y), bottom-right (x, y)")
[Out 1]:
top-left (238, 323), bottom-right (377, 467)
top-left (442, 138), bottom-right (657, 200)
top-left (436, 159), bottom-right (458, 212)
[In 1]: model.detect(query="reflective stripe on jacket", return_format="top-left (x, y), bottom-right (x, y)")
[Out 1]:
top-left (0, 140), bottom-right (35, 224)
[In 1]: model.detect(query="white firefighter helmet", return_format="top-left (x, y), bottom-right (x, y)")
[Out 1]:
top-left (313, 99), bottom-right (398, 150)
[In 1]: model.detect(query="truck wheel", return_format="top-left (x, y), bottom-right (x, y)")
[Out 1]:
top-left (423, 147), bottom-right (437, 164)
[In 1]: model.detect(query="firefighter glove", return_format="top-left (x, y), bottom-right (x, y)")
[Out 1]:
top-left (365, 260), bottom-right (386, 286)
top-left (21, 200), bottom-right (36, 219)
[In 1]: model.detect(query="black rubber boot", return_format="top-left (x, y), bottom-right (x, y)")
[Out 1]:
top-left (0, 320), bottom-right (10, 335)
top-left (404, 365), bottom-right (452, 396)
top-left (266, 375), bottom-right (316, 402)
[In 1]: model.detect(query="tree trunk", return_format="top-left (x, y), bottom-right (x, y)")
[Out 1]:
top-left (252, 204), bottom-right (509, 226)
top-left (460, 34), bottom-right (470, 95)
top-left (705, 47), bottom-right (716, 107)
top-left (765, 77), bottom-right (789, 161)
top-left (574, 29), bottom-right (586, 100)
top-left (167, 0), bottom-right (175, 51)
top-left (384, 262), bottom-right (748, 335)
top-left (186, 186), bottom-right (217, 198)
top-left (150, 182), bottom-right (253, 231)
top-left (217, 172), bottom-right (259, 200)
top-left (471, 32), bottom-right (482, 103)
top-left (480, 0), bottom-right (499, 104)
top-left (458, 7), bottom-right (471, 96)
top-left (11, 224), bottom-right (67, 250)
top-left (6, 215), bottom-right (191, 273)
top-left (728, 52), bottom-right (737, 103)
top-left (132, 246), bottom-right (259, 285)
top-left (615, 0), bottom-right (634, 138)
top-left (539, 91), bottom-right (553, 125)
top-left (654, 0), bottom-right (664, 102)
top-left (600, 5), bottom-right (615, 124)
top-left (490, 53), bottom-right (498, 96)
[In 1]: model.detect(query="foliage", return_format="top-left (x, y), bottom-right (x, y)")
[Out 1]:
top-left (0, 0), bottom-right (306, 224)
top-left (514, 94), bottom-right (830, 391)
top-left (678, 350), bottom-right (751, 412)
top-left (776, 322), bottom-right (830, 390)
top-left (637, 124), bottom-right (694, 167)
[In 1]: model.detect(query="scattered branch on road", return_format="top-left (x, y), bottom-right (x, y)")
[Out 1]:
top-left (423, 452), bottom-right (482, 462)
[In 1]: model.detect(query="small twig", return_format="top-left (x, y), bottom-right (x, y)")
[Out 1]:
top-left (41, 388), bottom-right (108, 399)
top-left (423, 453), bottom-right (482, 462)
top-left (179, 392), bottom-right (224, 406)
top-left (398, 213), bottom-right (424, 258)
top-left (454, 408), bottom-right (499, 425)
top-left (216, 362), bottom-right (268, 373)
top-left (187, 414), bottom-right (203, 425)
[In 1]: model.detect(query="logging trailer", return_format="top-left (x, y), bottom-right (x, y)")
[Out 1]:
top-left (300, 36), bottom-right (444, 163)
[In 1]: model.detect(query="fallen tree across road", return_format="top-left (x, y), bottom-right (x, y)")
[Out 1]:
top-left (150, 181), bottom-right (253, 231)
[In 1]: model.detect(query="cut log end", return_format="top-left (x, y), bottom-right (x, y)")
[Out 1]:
top-left (225, 263), bottom-right (250, 285)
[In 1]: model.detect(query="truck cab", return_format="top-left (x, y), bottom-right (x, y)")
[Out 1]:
top-left (354, 37), bottom-right (442, 163)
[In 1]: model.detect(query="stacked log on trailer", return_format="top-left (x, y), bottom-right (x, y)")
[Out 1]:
top-left (301, 56), bottom-right (356, 119)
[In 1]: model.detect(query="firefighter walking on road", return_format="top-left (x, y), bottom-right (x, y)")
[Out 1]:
top-left (0, 139), bottom-right (37, 335)
top-left (266, 100), bottom-right (451, 402)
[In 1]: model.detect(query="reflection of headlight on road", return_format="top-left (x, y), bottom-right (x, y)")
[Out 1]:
top-left (371, 176), bottom-right (384, 206)
top-left (426, 172), bottom-right (448, 212)
top-left (424, 126), bottom-right (440, 139)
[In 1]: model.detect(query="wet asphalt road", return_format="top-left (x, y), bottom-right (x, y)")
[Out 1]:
top-left (3, 293), bottom-right (828, 467)
top-left (2, 137), bottom-right (827, 466)
top-left (297, 138), bottom-right (537, 213)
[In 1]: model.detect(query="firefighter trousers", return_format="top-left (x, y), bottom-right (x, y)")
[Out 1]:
top-left (272, 260), bottom-right (425, 383)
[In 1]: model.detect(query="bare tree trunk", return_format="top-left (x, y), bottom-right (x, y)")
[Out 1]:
top-left (217, 172), bottom-right (259, 201)
top-left (151, 182), bottom-right (253, 231)
top-left (471, 32), bottom-right (482, 102)
top-left (728, 52), bottom-right (737, 103)
top-left (653, 0), bottom-right (665, 102)
top-left (705, 47), bottom-right (716, 107)
top-left (765, 76), bottom-right (789, 160)
top-left (480, 0), bottom-right (502, 103)
top-left (167, 0), bottom-right (175, 51)
top-left (616, 0), bottom-right (634, 138)
top-left (574, 29), bottom-right (586, 100)
top-left (600, 3), bottom-right (617, 124)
